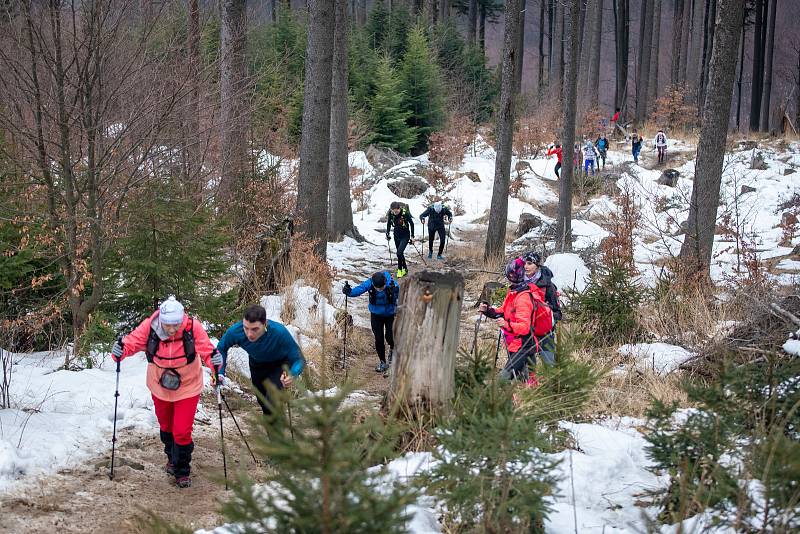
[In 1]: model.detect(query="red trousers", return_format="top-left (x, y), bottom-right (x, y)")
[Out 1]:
top-left (152, 394), bottom-right (200, 445)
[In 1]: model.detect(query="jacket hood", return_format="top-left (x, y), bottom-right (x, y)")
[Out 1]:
top-left (536, 265), bottom-right (554, 285)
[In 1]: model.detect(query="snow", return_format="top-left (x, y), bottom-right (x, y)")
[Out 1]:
top-left (260, 280), bottom-right (337, 333)
top-left (776, 259), bottom-right (800, 271)
top-left (545, 253), bottom-right (591, 293)
top-left (618, 343), bottom-right (696, 376)
top-left (783, 339), bottom-right (800, 357)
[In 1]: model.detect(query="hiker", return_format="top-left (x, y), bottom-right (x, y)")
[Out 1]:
top-left (419, 201), bottom-right (453, 261)
top-left (342, 271), bottom-right (400, 373)
top-left (653, 129), bottom-right (668, 164)
top-left (582, 140), bottom-right (599, 176)
top-left (216, 304), bottom-right (305, 417)
top-left (595, 134), bottom-right (609, 169)
top-left (386, 201), bottom-right (415, 278)
top-left (631, 129), bottom-right (643, 164)
top-left (546, 143), bottom-right (563, 179)
top-left (522, 252), bottom-right (562, 365)
top-left (479, 259), bottom-right (554, 381)
top-left (111, 296), bottom-right (219, 488)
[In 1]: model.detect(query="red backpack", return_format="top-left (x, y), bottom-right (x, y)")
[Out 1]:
top-left (524, 285), bottom-right (554, 338)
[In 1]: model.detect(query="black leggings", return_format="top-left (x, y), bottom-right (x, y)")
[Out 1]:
top-left (249, 359), bottom-right (285, 415)
top-left (394, 232), bottom-right (409, 270)
top-left (370, 313), bottom-right (394, 363)
top-left (554, 162), bottom-right (561, 178)
top-left (428, 225), bottom-right (446, 255)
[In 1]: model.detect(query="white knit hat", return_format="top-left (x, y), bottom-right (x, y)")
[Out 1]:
top-left (159, 296), bottom-right (184, 325)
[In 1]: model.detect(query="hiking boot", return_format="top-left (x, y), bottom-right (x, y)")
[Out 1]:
top-left (427, 251), bottom-right (432, 259)
top-left (436, 254), bottom-right (444, 261)
top-left (175, 476), bottom-right (192, 488)
top-left (164, 462), bottom-right (175, 476)
top-left (396, 268), bottom-right (406, 278)
top-left (375, 362), bottom-right (388, 373)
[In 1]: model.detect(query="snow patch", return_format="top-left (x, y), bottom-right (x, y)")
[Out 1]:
top-left (618, 343), bottom-right (695, 376)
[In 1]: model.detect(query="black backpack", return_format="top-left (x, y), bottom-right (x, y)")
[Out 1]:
top-left (145, 316), bottom-right (196, 366)
top-left (369, 279), bottom-right (398, 306)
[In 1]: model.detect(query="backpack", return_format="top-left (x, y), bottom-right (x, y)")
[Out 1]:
top-left (145, 316), bottom-right (196, 366)
top-left (369, 279), bottom-right (398, 306)
top-left (388, 206), bottom-right (411, 231)
top-left (657, 132), bottom-right (665, 144)
top-left (525, 288), bottom-right (554, 337)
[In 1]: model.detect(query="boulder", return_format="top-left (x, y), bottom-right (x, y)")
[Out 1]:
top-left (514, 160), bottom-right (533, 174)
top-left (515, 212), bottom-right (543, 237)
top-left (740, 185), bottom-right (757, 195)
top-left (750, 152), bottom-right (768, 170)
top-left (460, 171), bottom-right (481, 182)
top-left (386, 175), bottom-right (429, 198)
top-left (365, 145), bottom-right (402, 172)
top-left (737, 140), bottom-right (758, 151)
top-left (784, 168), bottom-right (797, 176)
top-left (657, 169), bottom-right (680, 187)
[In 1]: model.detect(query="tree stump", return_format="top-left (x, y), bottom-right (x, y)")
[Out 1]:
top-left (238, 217), bottom-right (293, 305)
top-left (389, 270), bottom-right (464, 413)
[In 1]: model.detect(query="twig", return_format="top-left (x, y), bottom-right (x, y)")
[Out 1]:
top-left (769, 302), bottom-right (800, 327)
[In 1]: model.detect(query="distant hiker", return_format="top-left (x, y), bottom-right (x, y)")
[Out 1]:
top-left (611, 108), bottom-right (622, 138)
top-left (546, 143), bottom-right (563, 179)
top-left (419, 201), bottom-right (452, 261)
top-left (216, 304), bottom-right (305, 417)
top-left (611, 108), bottom-right (620, 125)
top-left (582, 141), bottom-right (599, 176)
top-left (479, 259), bottom-right (554, 380)
top-left (595, 134), bottom-right (609, 169)
top-left (631, 129), bottom-right (643, 164)
top-left (342, 271), bottom-right (399, 373)
top-left (111, 296), bottom-right (219, 488)
top-left (653, 129), bottom-right (668, 164)
top-left (386, 201), bottom-right (415, 278)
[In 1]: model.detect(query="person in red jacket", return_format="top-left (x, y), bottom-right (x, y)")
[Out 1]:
top-left (111, 296), bottom-right (219, 488)
top-left (545, 143), bottom-right (563, 179)
top-left (479, 259), bottom-right (551, 380)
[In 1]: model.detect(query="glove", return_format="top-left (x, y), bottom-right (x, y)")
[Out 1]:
top-left (111, 338), bottom-right (124, 361)
top-left (342, 281), bottom-right (352, 296)
top-left (210, 349), bottom-right (223, 367)
top-left (385, 233), bottom-right (390, 241)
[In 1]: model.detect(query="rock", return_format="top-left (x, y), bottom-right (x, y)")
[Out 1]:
top-left (514, 160), bottom-right (532, 174)
top-left (460, 171), bottom-right (481, 182)
top-left (784, 168), bottom-right (796, 176)
top-left (740, 185), bottom-right (757, 195)
top-left (737, 140), bottom-right (758, 151)
top-left (750, 152), bottom-right (768, 170)
top-left (515, 212), bottom-right (543, 237)
top-left (793, 243), bottom-right (800, 256)
top-left (782, 212), bottom-right (799, 228)
top-left (386, 175), bottom-right (429, 198)
top-left (657, 169), bottom-right (680, 187)
top-left (365, 145), bottom-right (402, 172)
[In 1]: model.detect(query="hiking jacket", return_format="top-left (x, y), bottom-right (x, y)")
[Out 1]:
top-left (583, 144), bottom-right (598, 160)
top-left (631, 135), bottom-right (643, 149)
top-left (527, 265), bottom-right (563, 322)
top-left (419, 205), bottom-right (452, 229)
top-left (595, 137), bottom-right (609, 152)
top-left (120, 311), bottom-right (215, 402)
top-left (216, 320), bottom-right (305, 376)
top-left (346, 270), bottom-right (400, 316)
top-left (386, 207), bottom-right (415, 237)
top-left (483, 285), bottom-right (543, 352)
top-left (653, 132), bottom-right (668, 147)
top-left (546, 146), bottom-right (563, 163)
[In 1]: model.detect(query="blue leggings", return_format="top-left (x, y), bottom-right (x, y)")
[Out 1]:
top-left (584, 159), bottom-right (595, 175)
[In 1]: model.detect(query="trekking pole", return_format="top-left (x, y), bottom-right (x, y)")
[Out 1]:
top-left (422, 224), bottom-right (426, 257)
top-left (472, 312), bottom-right (483, 357)
top-left (409, 239), bottom-right (429, 267)
top-left (221, 394), bottom-right (258, 464)
top-left (493, 329), bottom-right (503, 368)
top-left (343, 294), bottom-right (349, 379)
top-left (445, 221), bottom-right (452, 253)
top-left (386, 236), bottom-right (394, 267)
top-left (286, 400), bottom-right (295, 441)
top-left (214, 367), bottom-right (228, 490)
top-left (108, 353), bottom-right (121, 481)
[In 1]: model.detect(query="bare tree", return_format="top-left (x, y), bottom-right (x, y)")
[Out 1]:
top-left (219, 0), bottom-right (249, 199)
top-left (735, 8), bottom-right (747, 130)
top-left (614, 0), bottom-right (630, 111)
top-left (587, 0), bottom-right (604, 104)
top-left (557, 0), bottom-right (581, 252)
top-left (759, 0), bottom-right (776, 131)
top-left (514, 0), bottom-right (526, 94)
top-left (538, 0), bottom-right (546, 99)
top-left (636, 0), bottom-right (654, 123)
top-left (680, 0), bottom-right (745, 278)
top-left (687, 0), bottom-right (705, 103)
top-left (484, 0), bottom-right (521, 261)
top-left (468, 0), bottom-right (478, 46)
top-left (699, 0), bottom-right (718, 114)
top-left (647, 0), bottom-right (661, 113)
top-left (749, 0), bottom-right (764, 131)
top-left (297, 0), bottom-right (335, 258)
top-left (670, 0), bottom-right (685, 88)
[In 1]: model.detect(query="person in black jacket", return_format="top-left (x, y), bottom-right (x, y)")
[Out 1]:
top-left (522, 251), bottom-right (561, 365)
top-left (386, 201), bottom-right (414, 278)
top-left (419, 201), bottom-right (452, 260)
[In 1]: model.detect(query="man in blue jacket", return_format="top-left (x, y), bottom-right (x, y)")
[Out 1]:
top-left (342, 271), bottom-right (399, 373)
top-left (216, 304), bottom-right (305, 415)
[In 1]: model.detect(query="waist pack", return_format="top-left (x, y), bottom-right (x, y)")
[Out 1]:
top-left (159, 368), bottom-right (182, 390)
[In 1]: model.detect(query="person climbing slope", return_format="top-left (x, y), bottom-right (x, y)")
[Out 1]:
top-left (595, 134), bottom-right (609, 169)
top-left (386, 201), bottom-right (414, 278)
top-left (546, 143), bottom-right (563, 179)
top-left (419, 201), bottom-right (452, 261)
top-left (653, 129), bottom-right (668, 164)
top-left (111, 296), bottom-right (219, 488)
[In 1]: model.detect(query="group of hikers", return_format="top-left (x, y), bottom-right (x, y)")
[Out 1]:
top-left (386, 200), bottom-right (453, 278)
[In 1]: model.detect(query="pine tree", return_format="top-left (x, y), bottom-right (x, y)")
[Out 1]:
top-left (365, 56), bottom-right (417, 153)
top-left (399, 26), bottom-right (445, 153)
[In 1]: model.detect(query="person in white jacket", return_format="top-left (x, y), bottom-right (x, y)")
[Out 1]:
top-left (582, 140), bottom-right (600, 176)
top-left (653, 129), bottom-right (668, 164)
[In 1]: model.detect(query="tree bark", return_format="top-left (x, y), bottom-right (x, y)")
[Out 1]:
top-left (749, 0), bottom-right (764, 131)
top-left (389, 271), bottom-right (463, 412)
top-left (735, 11), bottom-right (746, 130)
top-left (636, 0), bottom-right (653, 123)
top-left (484, 0), bottom-right (521, 261)
top-left (297, 0), bottom-right (335, 258)
top-left (514, 0), bottom-right (526, 94)
top-left (759, 0), bottom-right (776, 132)
top-left (557, 0), bottom-right (565, 95)
top-left (185, 0), bottom-right (202, 196)
top-left (578, 0), bottom-right (592, 98)
top-left (358, 0), bottom-right (367, 25)
top-left (699, 0), bottom-right (717, 115)
top-left (614, 0), bottom-right (629, 111)
top-left (679, 0), bottom-right (692, 84)
top-left (557, 0), bottom-right (581, 252)
top-left (687, 0), bottom-right (705, 103)
top-left (547, 0), bottom-right (555, 78)
top-left (468, 0), bottom-right (478, 46)
top-left (670, 0), bottom-right (684, 88)
top-left (679, 0), bottom-right (744, 278)
top-left (539, 0), bottom-right (546, 100)
top-left (479, 1), bottom-right (487, 51)
top-left (219, 0), bottom-right (249, 200)
top-left (647, 0), bottom-right (661, 113)
top-left (439, 0), bottom-right (449, 22)
top-left (588, 0), bottom-right (603, 104)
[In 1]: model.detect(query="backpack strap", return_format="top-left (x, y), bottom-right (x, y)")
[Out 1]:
top-left (144, 316), bottom-right (196, 366)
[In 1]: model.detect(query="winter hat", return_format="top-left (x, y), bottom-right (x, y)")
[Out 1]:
top-left (504, 258), bottom-right (526, 284)
top-left (433, 201), bottom-right (442, 213)
top-left (371, 271), bottom-right (387, 289)
top-left (523, 251), bottom-right (541, 266)
top-left (159, 296), bottom-right (184, 324)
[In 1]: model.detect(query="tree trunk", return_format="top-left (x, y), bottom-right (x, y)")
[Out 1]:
top-left (647, 0), bottom-right (661, 113)
top-left (735, 12), bottom-right (745, 130)
top-left (484, 0), bottom-right (521, 261)
top-left (578, 0), bottom-right (592, 98)
top-left (297, 0), bottom-right (335, 258)
top-left (185, 0), bottom-right (201, 196)
top-left (547, 0), bottom-right (555, 79)
top-left (687, 0), bottom-right (705, 103)
top-left (679, 0), bottom-right (744, 278)
top-left (358, 0), bottom-right (367, 25)
top-left (439, 0), bottom-right (449, 22)
top-left (588, 0), bottom-right (603, 103)
top-left (759, 0), bottom-right (776, 132)
top-left (679, 0), bottom-right (692, 84)
top-left (514, 0), bottom-right (526, 94)
top-left (468, 0), bottom-right (478, 46)
top-left (699, 0), bottom-right (717, 115)
top-left (636, 0), bottom-right (653, 124)
top-left (557, 0), bottom-right (581, 252)
top-left (328, 0), bottom-right (360, 242)
top-left (557, 1), bottom-right (565, 95)
top-left (539, 0), bottom-right (546, 100)
top-left (219, 0), bottom-right (249, 200)
top-left (614, 0), bottom-right (629, 111)
top-left (389, 271), bottom-right (463, 412)
top-left (479, 2), bottom-right (487, 52)
top-left (670, 0), bottom-right (684, 88)
top-left (749, 0), bottom-right (764, 131)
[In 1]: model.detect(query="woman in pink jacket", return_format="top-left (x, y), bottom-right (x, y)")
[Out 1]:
top-left (111, 296), bottom-right (220, 488)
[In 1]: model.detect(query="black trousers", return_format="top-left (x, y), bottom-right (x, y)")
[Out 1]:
top-left (249, 359), bottom-right (285, 415)
top-left (428, 225), bottom-right (446, 255)
top-left (370, 313), bottom-right (394, 363)
top-left (554, 161), bottom-right (561, 178)
top-left (394, 231), bottom-right (409, 270)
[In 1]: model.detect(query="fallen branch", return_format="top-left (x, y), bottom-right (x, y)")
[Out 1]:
top-left (769, 302), bottom-right (800, 327)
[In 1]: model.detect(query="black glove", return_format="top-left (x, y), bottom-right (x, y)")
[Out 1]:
top-left (385, 233), bottom-right (390, 241)
top-left (342, 281), bottom-right (352, 296)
